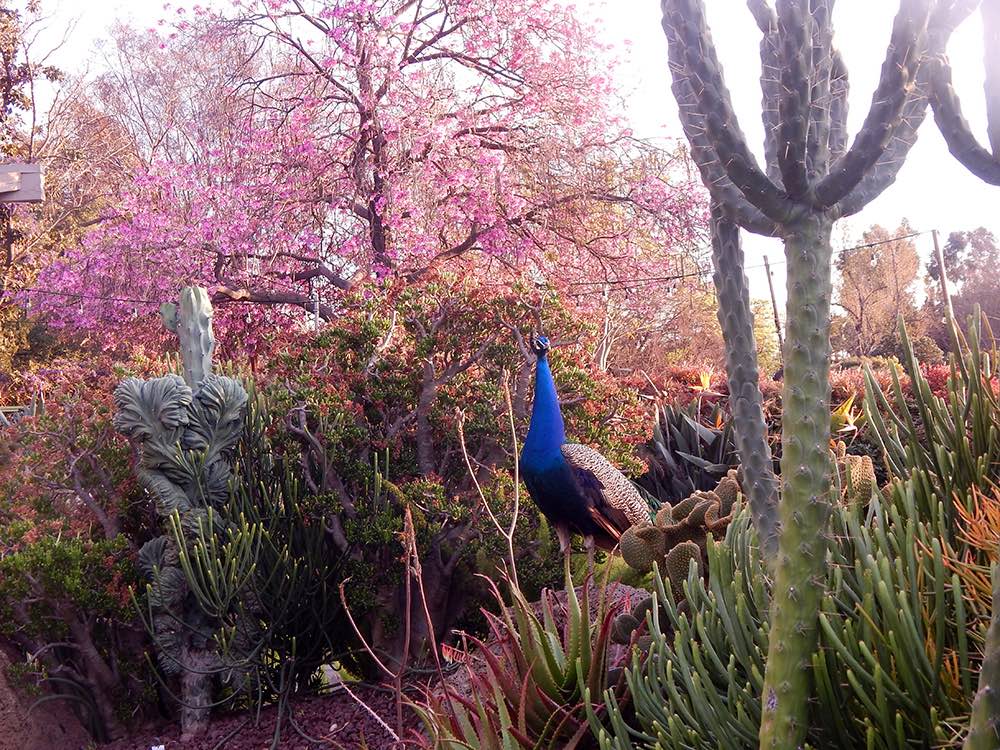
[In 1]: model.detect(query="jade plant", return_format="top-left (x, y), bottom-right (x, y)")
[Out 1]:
top-left (655, 0), bottom-right (979, 741)
top-left (114, 286), bottom-right (248, 739)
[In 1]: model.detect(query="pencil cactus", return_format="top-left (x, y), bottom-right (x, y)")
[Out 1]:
top-left (115, 286), bottom-right (247, 739)
top-left (592, 497), bottom-right (981, 749)
top-left (658, 0), bottom-right (947, 741)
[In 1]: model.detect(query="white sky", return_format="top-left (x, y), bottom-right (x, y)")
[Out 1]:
top-left (29, 1), bottom-right (998, 310)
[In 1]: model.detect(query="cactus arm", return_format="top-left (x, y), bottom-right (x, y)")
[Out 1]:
top-left (829, 51), bottom-right (850, 162)
top-left (774, 1), bottom-right (812, 197)
top-left (805, 0), bottom-right (836, 181)
top-left (747, 0), bottom-right (775, 31)
top-left (965, 563), bottom-right (1000, 750)
top-left (813, 0), bottom-right (932, 208)
top-left (176, 287), bottom-right (216, 388)
top-left (984, 1), bottom-right (1000, 155)
top-left (835, 0), bottom-right (982, 217)
top-left (835, 74), bottom-right (929, 217)
top-left (758, 215), bottom-right (835, 748)
top-left (752, 3), bottom-right (785, 188)
top-left (710, 204), bottom-right (780, 563)
top-left (930, 43), bottom-right (1000, 183)
top-left (664, 7), bottom-right (781, 236)
top-left (662, 0), bottom-right (795, 224)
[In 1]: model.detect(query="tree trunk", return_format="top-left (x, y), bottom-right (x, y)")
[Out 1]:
top-left (179, 645), bottom-right (215, 740)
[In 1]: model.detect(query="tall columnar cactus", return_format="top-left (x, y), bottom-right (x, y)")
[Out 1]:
top-left (657, 0), bottom-right (955, 743)
top-left (114, 286), bottom-right (247, 740)
top-left (710, 207), bottom-right (779, 560)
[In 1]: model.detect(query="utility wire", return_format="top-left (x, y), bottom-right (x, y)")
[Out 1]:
top-left (566, 229), bottom-right (934, 289)
top-left (3, 228), bottom-right (939, 302)
top-left (5, 287), bottom-right (160, 304)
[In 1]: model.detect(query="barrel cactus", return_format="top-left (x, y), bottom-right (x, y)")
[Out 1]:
top-left (114, 287), bottom-right (247, 740)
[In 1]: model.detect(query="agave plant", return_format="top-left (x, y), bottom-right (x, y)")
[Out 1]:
top-left (638, 402), bottom-right (740, 505)
top-left (416, 571), bottom-right (629, 750)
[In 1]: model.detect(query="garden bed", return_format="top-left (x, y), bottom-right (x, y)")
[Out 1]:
top-left (98, 685), bottom-right (421, 750)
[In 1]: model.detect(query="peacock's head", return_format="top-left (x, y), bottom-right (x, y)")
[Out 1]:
top-left (531, 334), bottom-right (550, 359)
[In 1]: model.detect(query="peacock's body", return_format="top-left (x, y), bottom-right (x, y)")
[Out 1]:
top-left (520, 336), bottom-right (648, 560)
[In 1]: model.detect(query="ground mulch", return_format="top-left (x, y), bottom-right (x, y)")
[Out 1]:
top-left (98, 684), bottom-right (425, 750)
top-left (96, 581), bottom-right (647, 750)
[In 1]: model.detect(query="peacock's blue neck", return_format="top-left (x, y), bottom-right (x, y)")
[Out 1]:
top-left (523, 355), bottom-right (566, 464)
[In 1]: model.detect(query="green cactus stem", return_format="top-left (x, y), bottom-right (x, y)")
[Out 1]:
top-left (657, 1), bottom-right (938, 742)
top-left (759, 215), bottom-right (835, 744)
top-left (173, 286), bottom-right (216, 388)
top-left (116, 286), bottom-right (246, 740)
top-left (711, 205), bottom-right (779, 562)
top-left (966, 563), bottom-right (1000, 750)
top-left (929, 1), bottom-right (1000, 184)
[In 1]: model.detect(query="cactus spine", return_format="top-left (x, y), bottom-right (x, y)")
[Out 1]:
top-left (115, 286), bottom-right (247, 740)
top-left (658, 0), bottom-right (937, 743)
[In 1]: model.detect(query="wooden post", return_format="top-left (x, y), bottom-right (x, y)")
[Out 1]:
top-left (763, 254), bottom-right (784, 352)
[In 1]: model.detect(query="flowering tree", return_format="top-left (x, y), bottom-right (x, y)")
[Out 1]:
top-left (29, 1), bottom-right (705, 351)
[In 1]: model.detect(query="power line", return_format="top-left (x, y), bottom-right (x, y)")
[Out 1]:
top-left (7, 287), bottom-right (160, 305)
top-left (5, 229), bottom-right (939, 301)
top-left (565, 228), bottom-right (934, 289)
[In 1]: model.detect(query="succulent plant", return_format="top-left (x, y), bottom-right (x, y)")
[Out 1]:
top-left (620, 471), bottom-right (739, 576)
top-left (830, 440), bottom-right (878, 508)
top-left (639, 402), bottom-right (740, 506)
top-left (116, 287), bottom-right (248, 740)
top-left (612, 473), bottom-right (739, 650)
top-left (658, 0), bottom-right (951, 740)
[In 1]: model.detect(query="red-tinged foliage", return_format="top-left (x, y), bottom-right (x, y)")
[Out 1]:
top-left (0, 356), bottom-right (167, 741)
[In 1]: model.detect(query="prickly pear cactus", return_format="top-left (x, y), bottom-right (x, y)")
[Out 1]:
top-left (116, 286), bottom-right (247, 740)
top-left (613, 472), bottom-right (740, 649)
top-left (620, 470), bottom-right (740, 574)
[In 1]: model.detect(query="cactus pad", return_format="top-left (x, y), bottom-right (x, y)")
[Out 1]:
top-left (665, 541), bottom-right (701, 601)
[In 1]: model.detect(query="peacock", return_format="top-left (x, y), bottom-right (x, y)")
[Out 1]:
top-left (520, 335), bottom-right (649, 571)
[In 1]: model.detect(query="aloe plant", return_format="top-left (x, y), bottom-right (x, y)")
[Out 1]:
top-left (416, 571), bottom-right (626, 750)
top-left (640, 402), bottom-right (739, 505)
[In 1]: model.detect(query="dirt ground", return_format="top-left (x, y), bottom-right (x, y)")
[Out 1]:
top-left (1, 581), bottom-right (645, 750)
top-left (98, 684), bottom-right (423, 750)
top-left (0, 646), bottom-right (91, 750)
